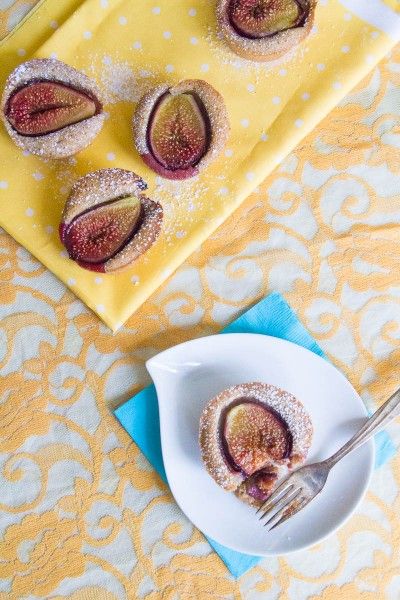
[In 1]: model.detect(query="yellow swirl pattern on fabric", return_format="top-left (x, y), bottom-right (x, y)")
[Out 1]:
top-left (0, 0), bottom-right (398, 330)
top-left (382, 0), bottom-right (400, 13)
top-left (1, 2), bottom-right (400, 599)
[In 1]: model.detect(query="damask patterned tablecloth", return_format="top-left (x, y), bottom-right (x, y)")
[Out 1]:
top-left (1, 2), bottom-right (400, 599)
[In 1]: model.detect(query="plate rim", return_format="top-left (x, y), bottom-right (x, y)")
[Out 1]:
top-left (146, 332), bottom-right (375, 556)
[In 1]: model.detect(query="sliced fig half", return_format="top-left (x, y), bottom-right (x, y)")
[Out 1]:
top-left (222, 399), bottom-right (292, 475)
top-left (1, 59), bottom-right (105, 158)
top-left (60, 168), bottom-right (163, 273)
top-left (216, 0), bottom-right (315, 62)
top-left (229, 0), bottom-right (304, 39)
top-left (62, 196), bottom-right (142, 265)
top-left (149, 92), bottom-right (208, 171)
top-left (6, 81), bottom-right (98, 136)
top-left (133, 80), bottom-right (229, 180)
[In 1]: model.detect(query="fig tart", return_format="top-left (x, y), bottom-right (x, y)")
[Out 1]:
top-left (133, 79), bottom-right (229, 180)
top-left (1, 58), bottom-right (105, 158)
top-left (216, 0), bottom-right (317, 62)
top-left (59, 168), bottom-right (163, 273)
top-left (199, 382), bottom-right (313, 506)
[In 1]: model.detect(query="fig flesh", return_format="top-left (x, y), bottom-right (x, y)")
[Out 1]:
top-left (148, 92), bottom-right (209, 172)
top-left (229, 0), bottom-right (304, 38)
top-left (222, 400), bottom-right (291, 475)
top-left (6, 80), bottom-right (98, 136)
top-left (62, 196), bottom-right (142, 265)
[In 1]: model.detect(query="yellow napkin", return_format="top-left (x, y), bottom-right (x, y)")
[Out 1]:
top-left (0, 0), bottom-right (399, 331)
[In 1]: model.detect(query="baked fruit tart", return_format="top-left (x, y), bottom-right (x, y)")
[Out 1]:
top-left (59, 168), bottom-right (163, 273)
top-left (1, 58), bottom-right (105, 158)
top-left (199, 382), bottom-right (312, 506)
top-left (133, 79), bottom-right (229, 180)
top-left (216, 0), bottom-right (317, 62)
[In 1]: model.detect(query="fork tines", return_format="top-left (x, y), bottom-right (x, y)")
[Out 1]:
top-left (257, 482), bottom-right (305, 531)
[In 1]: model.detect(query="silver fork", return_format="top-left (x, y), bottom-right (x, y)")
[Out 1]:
top-left (257, 386), bottom-right (400, 531)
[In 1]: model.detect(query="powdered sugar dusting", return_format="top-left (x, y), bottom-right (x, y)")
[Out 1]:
top-left (230, 383), bottom-right (313, 454)
top-left (152, 176), bottom-right (213, 247)
top-left (206, 25), bottom-right (308, 84)
top-left (97, 58), bottom-right (157, 104)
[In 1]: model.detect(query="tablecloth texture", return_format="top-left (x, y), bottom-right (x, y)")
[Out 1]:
top-left (114, 291), bottom-right (327, 578)
top-left (1, 1), bottom-right (400, 599)
top-left (1, 0), bottom-right (400, 330)
top-left (114, 291), bottom-right (395, 578)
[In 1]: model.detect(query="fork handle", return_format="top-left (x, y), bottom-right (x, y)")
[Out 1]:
top-left (325, 386), bottom-right (400, 468)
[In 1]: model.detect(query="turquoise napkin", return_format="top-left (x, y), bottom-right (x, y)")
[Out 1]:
top-left (114, 292), bottom-right (395, 578)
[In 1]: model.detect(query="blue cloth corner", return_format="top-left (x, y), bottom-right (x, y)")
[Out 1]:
top-left (114, 291), bottom-right (396, 578)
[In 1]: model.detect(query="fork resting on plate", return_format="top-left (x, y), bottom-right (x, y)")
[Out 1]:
top-left (258, 386), bottom-right (400, 530)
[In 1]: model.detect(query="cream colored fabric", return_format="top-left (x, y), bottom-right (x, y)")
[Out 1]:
top-left (1, 2), bottom-right (400, 599)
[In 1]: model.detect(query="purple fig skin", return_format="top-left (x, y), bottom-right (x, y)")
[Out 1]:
top-left (61, 196), bottom-right (143, 268)
top-left (133, 80), bottom-right (229, 180)
top-left (221, 399), bottom-right (292, 475)
top-left (59, 169), bottom-right (163, 274)
top-left (228, 0), bottom-right (305, 40)
top-left (6, 80), bottom-right (100, 136)
top-left (147, 92), bottom-right (209, 176)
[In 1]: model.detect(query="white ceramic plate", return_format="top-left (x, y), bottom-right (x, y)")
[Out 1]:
top-left (146, 333), bottom-right (374, 556)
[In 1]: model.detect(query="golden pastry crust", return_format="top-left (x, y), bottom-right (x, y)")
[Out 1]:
top-left (1, 58), bottom-right (105, 158)
top-left (60, 168), bottom-right (163, 273)
top-left (133, 79), bottom-right (229, 179)
top-left (199, 382), bottom-right (313, 505)
top-left (216, 0), bottom-right (317, 62)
